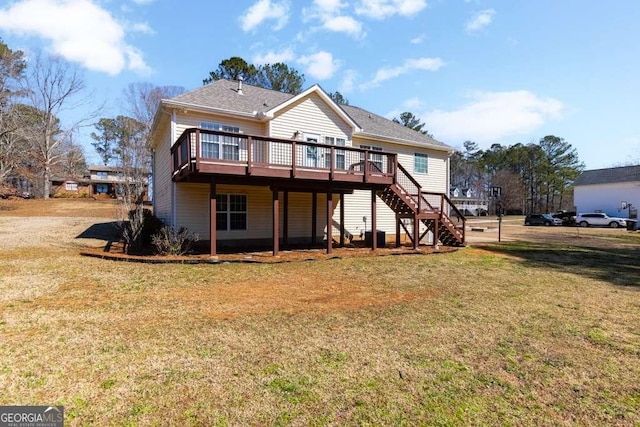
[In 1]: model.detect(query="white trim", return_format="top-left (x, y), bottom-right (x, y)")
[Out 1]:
top-left (171, 110), bottom-right (177, 228)
top-left (356, 132), bottom-right (454, 153)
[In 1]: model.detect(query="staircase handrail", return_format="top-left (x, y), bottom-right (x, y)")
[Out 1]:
top-left (396, 162), bottom-right (423, 211)
top-left (422, 191), bottom-right (466, 243)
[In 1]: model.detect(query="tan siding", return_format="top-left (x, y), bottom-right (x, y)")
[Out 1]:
top-left (270, 93), bottom-right (353, 144)
top-left (152, 120), bottom-right (173, 225)
top-left (173, 111), bottom-right (266, 145)
top-left (174, 184), bottom-right (335, 241)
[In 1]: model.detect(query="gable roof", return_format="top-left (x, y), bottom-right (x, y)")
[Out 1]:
top-left (573, 165), bottom-right (640, 186)
top-left (163, 79), bottom-right (452, 152)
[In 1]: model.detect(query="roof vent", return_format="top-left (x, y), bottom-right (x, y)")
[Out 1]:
top-left (237, 76), bottom-right (244, 95)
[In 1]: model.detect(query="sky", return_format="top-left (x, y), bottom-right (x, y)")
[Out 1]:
top-left (1, 0), bottom-right (639, 169)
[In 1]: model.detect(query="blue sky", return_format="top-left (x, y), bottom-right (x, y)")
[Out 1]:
top-left (1, 0), bottom-right (639, 169)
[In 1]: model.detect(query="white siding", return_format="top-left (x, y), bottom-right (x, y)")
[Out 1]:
top-left (574, 182), bottom-right (640, 217)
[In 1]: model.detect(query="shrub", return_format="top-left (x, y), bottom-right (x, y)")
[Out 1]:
top-left (151, 226), bottom-right (200, 256)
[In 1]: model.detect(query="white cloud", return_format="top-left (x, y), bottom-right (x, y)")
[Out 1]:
top-left (355, 0), bottom-right (427, 20)
top-left (240, 0), bottom-right (289, 32)
top-left (297, 51), bottom-right (339, 80)
top-left (130, 22), bottom-right (155, 35)
top-left (339, 69), bottom-right (358, 93)
top-left (466, 9), bottom-right (495, 33)
top-left (303, 0), bottom-right (364, 38)
top-left (0, 0), bottom-right (150, 75)
top-left (421, 90), bottom-right (564, 144)
top-left (253, 48), bottom-right (295, 65)
top-left (410, 33), bottom-right (425, 44)
top-left (363, 57), bottom-right (445, 88)
top-left (323, 15), bottom-right (364, 37)
top-left (131, 0), bottom-right (154, 4)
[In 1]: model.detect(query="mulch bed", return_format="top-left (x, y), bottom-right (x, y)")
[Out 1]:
top-left (80, 241), bottom-right (459, 264)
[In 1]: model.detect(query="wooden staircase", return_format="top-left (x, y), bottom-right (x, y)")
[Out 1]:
top-left (378, 164), bottom-right (466, 247)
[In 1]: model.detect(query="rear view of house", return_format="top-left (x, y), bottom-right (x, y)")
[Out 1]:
top-left (149, 79), bottom-right (464, 255)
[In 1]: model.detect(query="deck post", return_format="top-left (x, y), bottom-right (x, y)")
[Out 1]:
top-left (326, 188), bottom-right (333, 254)
top-left (413, 214), bottom-right (419, 250)
top-left (433, 216), bottom-right (439, 248)
top-left (396, 214), bottom-right (401, 248)
top-left (311, 191), bottom-right (317, 245)
top-left (339, 193), bottom-right (345, 247)
top-left (283, 191), bottom-right (289, 247)
top-left (273, 186), bottom-right (279, 256)
top-left (371, 189), bottom-right (377, 250)
top-left (209, 179), bottom-right (217, 256)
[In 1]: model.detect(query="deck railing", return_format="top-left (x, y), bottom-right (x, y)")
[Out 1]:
top-left (171, 128), bottom-right (397, 183)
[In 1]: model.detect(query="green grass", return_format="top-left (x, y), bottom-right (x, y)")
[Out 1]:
top-left (1, 219), bottom-right (639, 425)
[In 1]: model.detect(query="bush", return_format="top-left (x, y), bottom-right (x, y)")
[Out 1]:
top-left (151, 226), bottom-right (200, 256)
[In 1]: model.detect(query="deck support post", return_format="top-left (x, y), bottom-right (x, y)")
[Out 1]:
top-left (371, 189), bottom-right (377, 250)
top-left (339, 193), bottom-right (345, 247)
top-left (283, 191), bottom-right (289, 247)
top-left (272, 186), bottom-right (279, 256)
top-left (311, 191), bottom-right (317, 245)
top-left (395, 214), bottom-right (401, 248)
top-left (209, 179), bottom-right (217, 256)
top-left (433, 217), bottom-right (439, 248)
top-left (326, 188), bottom-right (333, 254)
top-left (413, 214), bottom-right (419, 250)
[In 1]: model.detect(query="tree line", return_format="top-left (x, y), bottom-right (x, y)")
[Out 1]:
top-left (451, 137), bottom-right (584, 214)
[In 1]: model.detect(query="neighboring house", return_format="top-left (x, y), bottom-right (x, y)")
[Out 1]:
top-left (88, 165), bottom-right (149, 200)
top-left (149, 79), bottom-right (465, 255)
top-left (50, 176), bottom-right (91, 198)
top-left (450, 187), bottom-right (488, 216)
top-left (573, 165), bottom-right (640, 218)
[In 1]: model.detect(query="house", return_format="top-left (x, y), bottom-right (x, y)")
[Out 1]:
top-left (573, 165), bottom-right (640, 218)
top-left (50, 176), bottom-right (91, 198)
top-left (149, 79), bottom-right (465, 256)
top-left (450, 187), bottom-right (488, 216)
top-left (88, 165), bottom-right (149, 200)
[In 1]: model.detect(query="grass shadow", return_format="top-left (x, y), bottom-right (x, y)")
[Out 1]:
top-left (76, 221), bottom-right (123, 252)
top-left (474, 241), bottom-right (640, 288)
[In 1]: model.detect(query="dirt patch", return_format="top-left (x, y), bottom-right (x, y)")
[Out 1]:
top-left (0, 198), bottom-right (120, 218)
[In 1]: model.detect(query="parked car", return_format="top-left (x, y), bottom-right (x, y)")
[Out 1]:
top-left (552, 210), bottom-right (576, 226)
top-left (524, 213), bottom-right (562, 226)
top-left (575, 213), bottom-right (627, 228)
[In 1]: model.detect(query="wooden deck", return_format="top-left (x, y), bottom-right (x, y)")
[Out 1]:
top-left (169, 128), bottom-right (465, 255)
top-left (171, 128), bottom-right (396, 187)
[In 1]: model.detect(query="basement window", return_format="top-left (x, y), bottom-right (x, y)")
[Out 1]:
top-left (216, 194), bottom-right (247, 231)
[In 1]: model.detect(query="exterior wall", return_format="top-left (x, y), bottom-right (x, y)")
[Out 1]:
top-left (269, 93), bottom-right (353, 143)
top-left (173, 111), bottom-right (267, 145)
top-left (152, 119), bottom-right (173, 225)
top-left (336, 135), bottom-right (451, 241)
top-left (175, 183), bottom-right (336, 243)
top-left (574, 181), bottom-right (640, 217)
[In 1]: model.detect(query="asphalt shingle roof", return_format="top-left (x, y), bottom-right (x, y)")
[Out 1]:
top-left (167, 79), bottom-right (452, 151)
top-left (573, 165), bottom-right (640, 186)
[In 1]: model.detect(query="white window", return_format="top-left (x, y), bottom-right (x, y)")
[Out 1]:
top-left (324, 136), bottom-right (346, 169)
top-left (304, 133), bottom-right (320, 167)
top-left (201, 122), bottom-right (241, 160)
top-left (360, 145), bottom-right (384, 172)
top-left (216, 194), bottom-right (247, 231)
top-left (414, 153), bottom-right (428, 174)
top-left (96, 171), bottom-right (108, 179)
top-left (65, 182), bottom-right (78, 191)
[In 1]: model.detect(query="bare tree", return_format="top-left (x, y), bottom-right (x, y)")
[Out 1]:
top-left (116, 83), bottom-right (184, 252)
top-left (21, 54), bottom-right (99, 198)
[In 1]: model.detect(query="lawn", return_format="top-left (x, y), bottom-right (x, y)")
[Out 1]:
top-left (1, 199), bottom-right (639, 425)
